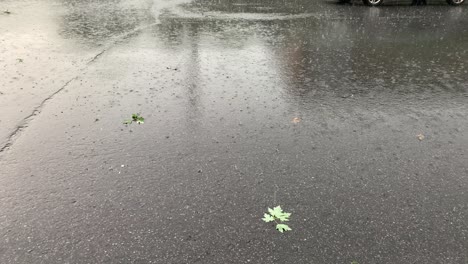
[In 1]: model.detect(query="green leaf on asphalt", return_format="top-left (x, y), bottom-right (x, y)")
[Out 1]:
top-left (262, 213), bottom-right (275, 223)
top-left (136, 117), bottom-right (144, 124)
top-left (263, 205), bottom-right (292, 232)
top-left (124, 114), bottom-right (145, 125)
top-left (269, 206), bottom-right (283, 217)
top-left (269, 206), bottom-right (291, 222)
top-left (277, 212), bottom-right (291, 222)
top-left (132, 114), bottom-right (144, 124)
top-left (276, 224), bottom-right (292, 233)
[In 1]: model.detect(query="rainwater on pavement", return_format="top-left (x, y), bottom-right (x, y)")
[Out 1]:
top-left (0, 0), bottom-right (467, 263)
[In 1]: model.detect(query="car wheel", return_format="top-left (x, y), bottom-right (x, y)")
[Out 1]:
top-left (363, 0), bottom-right (383, 6)
top-left (446, 0), bottom-right (464, 5)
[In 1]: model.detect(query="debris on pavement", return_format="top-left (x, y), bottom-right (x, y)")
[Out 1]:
top-left (123, 114), bottom-right (145, 125)
top-left (417, 133), bottom-right (425, 141)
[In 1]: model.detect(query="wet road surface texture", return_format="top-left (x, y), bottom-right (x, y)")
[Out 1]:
top-left (1, 0), bottom-right (467, 263)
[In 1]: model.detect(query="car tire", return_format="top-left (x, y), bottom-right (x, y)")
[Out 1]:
top-left (363, 0), bottom-right (383, 6)
top-left (446, 0), bottom-right (465, 5)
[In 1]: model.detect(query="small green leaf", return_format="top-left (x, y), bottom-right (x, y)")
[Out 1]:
top-left (267, 207), bottom-right (274, 215)
top-left (270, 206), bottom-right (283, 217)
top-left (262, 213), bottom-right (275, 223)
top-left (277, 212), bottom-right (291, 222)
top-left (276, 224), bottom-right (291, 233)
top-left (263, 205), bottom-right (292, 232)
top-left (351, 261), bottom-right (359, 264)
top-left (269, 206), bottom-right (291, 222)
top-left (125, 114), bottom-right (144, 125)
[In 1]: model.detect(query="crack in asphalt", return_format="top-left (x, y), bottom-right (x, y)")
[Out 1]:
top-left (0, 22), bottom-right (159, 157)
top-left (87, 49), bottom-right (107, 65)
top-left (0, 77), bottom-right (77, 154)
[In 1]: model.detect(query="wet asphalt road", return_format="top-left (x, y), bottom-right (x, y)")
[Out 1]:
top-left (1, 0), bottom-right (468, 263)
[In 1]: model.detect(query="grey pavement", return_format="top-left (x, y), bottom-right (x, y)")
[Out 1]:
top-left (0, 0), bottom-right (467, 263)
